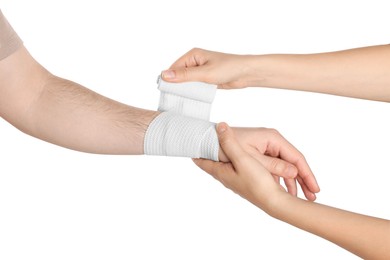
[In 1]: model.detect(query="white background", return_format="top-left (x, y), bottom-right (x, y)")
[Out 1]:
top-left (1, 1), bottom-right (390, 259)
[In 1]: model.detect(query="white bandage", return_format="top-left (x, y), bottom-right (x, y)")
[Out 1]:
top-left (144, 112), bottom-right (219, 160)
top-left (157, 76), bottom-right (217, 120)
top-left (144, 77), bottom-right (219, 161)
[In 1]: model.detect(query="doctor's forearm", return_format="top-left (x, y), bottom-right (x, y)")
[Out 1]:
top-left (249, 44), bottom-right (390, 102)
top-left (269, 194), bottom-right (390, 259)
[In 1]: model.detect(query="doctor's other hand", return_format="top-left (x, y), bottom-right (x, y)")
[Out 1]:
top-left (194, 123), bottom-right (289, 211)
top-left (219, 127), bottom-right (320, 201)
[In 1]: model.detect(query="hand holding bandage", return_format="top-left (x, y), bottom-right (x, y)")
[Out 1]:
top-left (145, 76), bottom-right (320, 200)
top-left (144, 77), bottom-right (220, 161)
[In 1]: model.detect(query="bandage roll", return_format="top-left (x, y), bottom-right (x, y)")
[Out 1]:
top-left (157, 77), bottom-right (217, 121)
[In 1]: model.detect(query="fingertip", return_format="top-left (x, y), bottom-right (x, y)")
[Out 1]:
top-left (303, 189), bottom-right (317, 201)
top-left (192, 158), bottom-right (205, 166)
top-left (216, 122), bottom-right (229, 134)
top-left (297, 176), bottom-right (318, 201)
top-left (161, 70), bottom-right (176, 81)
top-left (192, 158), bottom-right (200, 163)
top-left (314, 179), bottom-right (321, 192)
top-left (309, 180), bottom-right (321, 194)
top-left (309, 192), bottom-right (317, 201)
top-left (288, 189), bottom-right (298, 197)
top-left (298, 165), bottom-right (320, 194)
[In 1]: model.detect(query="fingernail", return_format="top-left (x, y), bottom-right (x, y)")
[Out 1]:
top-left (162, 70), bottom-right (175, 79)
top-left (217, 123), bottom-right (227, 133)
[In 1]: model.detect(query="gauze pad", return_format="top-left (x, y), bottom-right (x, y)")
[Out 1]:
top-left (144, 77), bottom-right (219, 161)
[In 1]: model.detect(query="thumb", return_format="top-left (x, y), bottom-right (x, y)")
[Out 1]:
top-left (216, 123), bottom-right (246, 164)
top-left (161, 67), bottom-right (206, 83)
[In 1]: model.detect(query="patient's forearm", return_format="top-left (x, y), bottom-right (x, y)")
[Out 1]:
top-left (28, 75), bottom-right (158, 154)
top-left (0, 47), bottom-right (158, 154)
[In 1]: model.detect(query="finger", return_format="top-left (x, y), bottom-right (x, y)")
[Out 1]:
top-left (216, 123), bottom-right (248, 166)
top-left (161, 66), bottom-right (208, 83)
top-left (272, 174), bottom-right (280, 184)
top-left (192, 158), bottom-right (235, 185)
top-left (193, 158), bottom-right (240, 193)
top-left (273, 134), bottom-right (320, 193)
top-left (168, 48), bottom-right (206, 70)
top-left (295, 157), bottom-right (320, 193)
top-left (162, 48), bottom-right (208, 83)
top-left (297, 176), bottom-right (317, 201)
top-left (283, 178), bottom-right (298, 197)
top-left (257, 155), bottom-right (298, 179)
top-left (193, 158), bottom-right (221, 180)
top-left (271, 174), bottom-right (287, 192)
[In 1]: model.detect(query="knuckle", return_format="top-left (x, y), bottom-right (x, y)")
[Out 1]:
top-left (182, 67), bottom-right (190, 80)
top-left (293, 150), bottom-right (307, 165)
top-left (269, 158), bottom-right (285, 173)
top-left (191, 47), bottom-right (203, 53)
top-left (267, 128), bottom-right (281, 136)
top-left (270, 158), bottom-right (288, 176)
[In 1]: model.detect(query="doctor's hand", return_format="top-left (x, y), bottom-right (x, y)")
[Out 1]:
top-left (162, 48), bottom-right (255, 89)
top-left (217, 126), bottom-right (320, 201)
top-left (195, 123), bottom-right (289, 211)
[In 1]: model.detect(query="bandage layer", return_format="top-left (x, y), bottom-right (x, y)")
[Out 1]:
top-left (144, 77), bottom-right (219, 161)
top-left (144, 112), bottom-right (219, 161)
top-left (157, 77), bottom-right (217, 120)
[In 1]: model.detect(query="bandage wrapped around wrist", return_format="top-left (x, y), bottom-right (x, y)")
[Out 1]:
top-left (144, 77), bottom-right (219, 161)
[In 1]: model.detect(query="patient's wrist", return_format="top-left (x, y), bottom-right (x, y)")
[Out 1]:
top-left (144, 112), bottom-right (219, 161)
